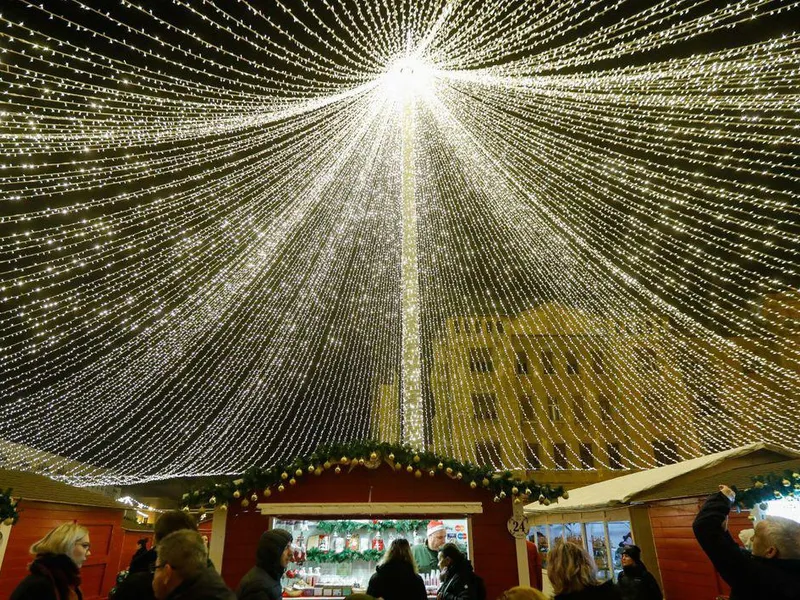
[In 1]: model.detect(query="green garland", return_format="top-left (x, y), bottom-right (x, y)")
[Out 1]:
top-left (315, 519), bottom-right (426, 534)
top-left (306, 547), bottom-right (386, 564)
top-left (181, 440), bottom-right (566, 509)
top-left (0, 488), bottom-right (20, 526)
top-left (734, 468), bottom-right (800, 509)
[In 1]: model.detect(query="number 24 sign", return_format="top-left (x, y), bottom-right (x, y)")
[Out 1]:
top-left (506, 516), bottom-right (529, 539)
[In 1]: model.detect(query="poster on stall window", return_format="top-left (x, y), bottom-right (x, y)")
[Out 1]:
top-left (443, 519), bottom-right (469, 555)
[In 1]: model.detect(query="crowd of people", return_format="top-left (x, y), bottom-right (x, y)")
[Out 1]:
top-left (7, 484), bottom-right (800, 600)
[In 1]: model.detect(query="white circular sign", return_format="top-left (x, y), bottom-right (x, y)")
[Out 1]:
top-left (507, 515), bottom-right (529, 539)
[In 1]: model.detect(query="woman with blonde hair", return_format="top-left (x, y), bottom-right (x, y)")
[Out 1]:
top-left (366, 537), bottom-right (427, 600)
top-left (498, 586), bottom-right (549, 600)
top-left (547, 539), bottom-right (621, 600)
top-left (10, 522), bottom-right (91, 600)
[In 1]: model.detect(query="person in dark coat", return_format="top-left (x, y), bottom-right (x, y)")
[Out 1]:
top-left (693, 484), bottom-right (800, 600)
top-left (129, 537), bottom-right (151, 572)
top-left (436, 542), bottom-right (483, 600)
top-left (151, 529), bottom-right (234, 600)
top-left (547, 539), bottom-right (621, 600)
top-left (236, 528), bottom-right (293, 600)
top-left (114, 510), bottom-right (199, 600)
top-left (366, 538), bottom-right (427, 600)
top-left (10, 522), bottom-right (91, 600)
top-left (616, 545), bottom-right (662, 600)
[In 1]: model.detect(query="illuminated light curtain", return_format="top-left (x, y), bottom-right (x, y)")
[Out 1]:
top-left (0, 0), bottom-right (797, 484)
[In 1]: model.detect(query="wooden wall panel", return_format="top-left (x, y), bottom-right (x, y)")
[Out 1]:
top-left (116, 529), bottom-right (155, 574)
top-left (0, 501), bottom-right (125, 600)
top-left (221, 464), bottom-right (517, 600)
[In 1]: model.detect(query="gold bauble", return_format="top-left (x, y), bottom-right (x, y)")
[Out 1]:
top-left (281, 472), bottom-right (289, 480)
top-left (251, 493), bottom-right (258, 502)
top-left (278, 484), bottom-right (285, 492)
top-left (209, 496), bottom-right (217, 505)
top-left (233, 490), bottom-right (241, 499)
top-left (289, 478), bottom-right (297, 486)
top-left (754, 481), bottom-right (764, 489)
top-left (314, 468), bottom-right (323, 476)
top-left (415, 470), bottom-right (422, 478)
top-left (358, 458), bottom-right (365, 465)
top-left (456, 472), bottom-right (463, 480)
top-left (482, 478), bottom-right (490, 487)
top-left (295, 468), bottom-right (304, 477)
top-left (2, 518), bottom-right (12, 526)
top-left (562, 491), bottom-right (570, 499)
top-left (413, 455), bottom-right (420, 463)
top-left (437, 462), bottom-right (444, 470)
top-left (220, 503), bottom-right (228, 511)
top-left (335, 466), bottom-right (342, 474)
top-left (511, 487), bottom-right (519, 495)
top-left (324, 461), bottom-right (332, 470)
top-left (241, 499), bottom-right (250, 508)
top-left (446, 467), bottom-right (453, 475)
top-left (370, 452), bottom-right (378, 460)
top-left (783, 479), bottom-right (791, 487)
top-left (308, 465), bottom-right (315, 473)
top-left (388, 453), bottom-right (395, 461)
top-left (264, 488), bottom-right (272, 497)
top-left (341, 456), bottom-right (349, 464)
top-left (395, 463), bottom-right (403, 471)
top-left (470, 481), bottom-right (477, 489)
top-left (406, 465), bottom-right (414, 473)
top-left (499, 490), bottom-right (506, 498)
top-left (429, 470), bottom-right (435, 477)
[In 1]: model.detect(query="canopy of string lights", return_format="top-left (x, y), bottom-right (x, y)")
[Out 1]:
top-left (0, 0), bottom-right (798, 485)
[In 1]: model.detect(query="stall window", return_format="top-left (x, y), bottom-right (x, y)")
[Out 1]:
top-left (564, 522), bottom-right (584, 546)
top-left (586, 522), bottom-right (612, 581)
top-left (608, 521), bottom-right (633, 573)
top-left (529, 525), bottom-right (549, 568)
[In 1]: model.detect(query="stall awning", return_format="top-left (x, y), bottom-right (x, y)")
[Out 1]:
top-left (524, 442), bottom-right (800, 515)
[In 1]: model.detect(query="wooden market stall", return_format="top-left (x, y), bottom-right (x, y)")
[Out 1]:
top-left (524, 442), bottom-right (800, 600)
top-left (0, 469), bottom-right (127, 600)
top-left (191, 445), bottom-right (562, 600)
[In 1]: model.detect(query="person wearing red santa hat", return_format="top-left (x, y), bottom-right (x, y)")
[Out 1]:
top-left (412, 520), bottom-right (448, 574)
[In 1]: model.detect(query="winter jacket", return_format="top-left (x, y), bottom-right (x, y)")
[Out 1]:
top-left (236, 530), bottom-right (291, 600)
top-left (693, 491), bottom-right (800, 600)
top-left (366, 560), bottom-right (427, 600)
top-left (438, 559), bottom-right (481, 600)
top-left (10, 553), bottom-right (83, 600)
top-left (163, 565), bottom-right (235, 600)
top-left (236, 566), bottom-right (281, 600)
top-left (130, 547), bottom-right (156, 573)
top-left (554, 580), bottom-right (622, 600)
top-left (617, 565), bottom-right (662, 600)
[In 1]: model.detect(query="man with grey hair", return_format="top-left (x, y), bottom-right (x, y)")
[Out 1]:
top-left (693, 484), bottom-right (800, 600)
top-left (152, 529), bottom-right (235, 600)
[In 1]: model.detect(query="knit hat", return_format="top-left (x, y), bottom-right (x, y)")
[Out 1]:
top-left (256, 528), bottom-right (293, 576)
top-left (621, 545), bottom-right (641, 563)
top-left (427, 520), bottom-right (446, 536)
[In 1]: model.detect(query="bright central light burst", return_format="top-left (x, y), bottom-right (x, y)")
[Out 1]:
top-left (382, 57), bottom-right (436, 104)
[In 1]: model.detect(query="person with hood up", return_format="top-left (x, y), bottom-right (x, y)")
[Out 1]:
top-left (366, 538), bottom-right (427, 600)
top-left (616, 545), bottom-right (662, 600)
top-left (236, 528), bottom-right (293, 600)
top-left (436, 542), bottom-right (485, 600)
